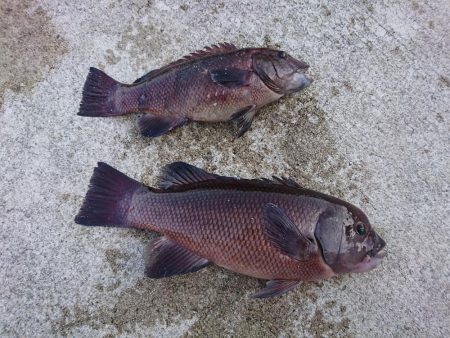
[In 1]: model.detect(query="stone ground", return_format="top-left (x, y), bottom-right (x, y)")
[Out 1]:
top-left (0, 0), bottom-right (449, 337)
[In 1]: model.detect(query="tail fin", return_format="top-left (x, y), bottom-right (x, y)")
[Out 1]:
top-left (78, 67), bottom-right (124, 117)
top-left (75, 162), bottom-right (145, 227)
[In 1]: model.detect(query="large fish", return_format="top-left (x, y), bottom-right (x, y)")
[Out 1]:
top-left (75, 162), bottom-right (386, 298)
top-left (78, 43), bottom-right (312, 137)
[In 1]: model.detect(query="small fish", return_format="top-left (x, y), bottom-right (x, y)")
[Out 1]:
top-left (78, 43), bottom-right (312, 137)
top-left (75, 162), bottom-right (386, 298)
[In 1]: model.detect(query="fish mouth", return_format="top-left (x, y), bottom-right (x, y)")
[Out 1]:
top-left (367, 235), bottom-right (386, 259)
top-left (367, 249), bottom-right (387, 259)
top-left (299, 73), bottom-right (313, 87)
top-left (296, 72), bottom-right (313, 91)
top-left (353, 249), bottom-right (386, 273)
top-left (281, 72), bottom-right (312, 94)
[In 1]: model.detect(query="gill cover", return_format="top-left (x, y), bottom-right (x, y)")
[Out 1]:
top-left (252, 51), bottom-right (311, 95)
top-left (314, 207), bottom-right (344, 269)
top-left (252, 53), bottom-right (284, 94)
top-left (315, 203), bottom-right (386, 274)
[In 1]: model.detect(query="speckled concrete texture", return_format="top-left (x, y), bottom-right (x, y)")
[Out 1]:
top-left (0, 0), bottom-right (449, 337)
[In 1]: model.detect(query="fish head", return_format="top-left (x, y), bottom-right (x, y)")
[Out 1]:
top-left (315, 204), bottom-right (386, 274)
top-left (252, 49), bottom-right (312, 94)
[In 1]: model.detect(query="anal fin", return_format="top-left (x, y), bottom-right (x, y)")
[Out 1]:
top-left (253, 280), bottom-right (300, 298)
top-left (138, 114), bottom-right (187, 137)
top-left (144, 237), bottom-right (210, 278)
top-left (230, 105), bottom-right (257, 137)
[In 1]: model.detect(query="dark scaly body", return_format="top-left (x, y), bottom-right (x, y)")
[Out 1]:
top-left (127, 185), bottom-right (335, 280)
top-left (116, 48), bottom-right (281, 122)
top-left (78, 43), bottom-right (312, 137)
top-left (75, 163), bottom-right (386, 298)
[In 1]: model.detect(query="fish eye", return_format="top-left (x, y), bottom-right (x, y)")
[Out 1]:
top-left (356, 222), bottom-right (366, 236)
top-left (278, 51), bottom-right (287, 59)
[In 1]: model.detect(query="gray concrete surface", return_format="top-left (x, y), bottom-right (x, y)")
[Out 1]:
top-left (1, 0), bottom-right (449, 336)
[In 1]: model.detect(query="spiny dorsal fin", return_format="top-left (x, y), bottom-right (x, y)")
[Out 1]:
top-left (185, 42), bottom-right (238, 60)
top-left (133, 43), bottom-right (238, 84)
top-left (159, 162), bottom-right (304, 190)
top-left (159, 162), bottom-right (219, 189)
top-left (259, 176), bottom-right (303, 189)
top-left (271, 176), bottom-right (302, 188)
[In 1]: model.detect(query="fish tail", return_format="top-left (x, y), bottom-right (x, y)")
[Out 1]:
top-left (75, 162), bottom-right (148, 228)
top-left (78, 67), bottom-right (126, 117)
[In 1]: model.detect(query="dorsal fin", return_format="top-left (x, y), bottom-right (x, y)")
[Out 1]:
top-left (183, 42), bottom-right (237, 60)
top-left (271, 176), bottom-right (303, 188)
top-left (159, 162), bottom-right (304, 190)
top-left (159, 162), bottom-right (219, 189)
top-left (133, 43), bottom-right (238, 84)
top-left (259, 176), bottom-right (302, 188)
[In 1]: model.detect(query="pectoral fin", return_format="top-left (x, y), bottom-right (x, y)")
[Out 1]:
top-left (230, 105), bottom-right (257, 137)
top-left (253, 279), bottom-right (300, 298)
top-left (262, 203), bottom-right (316, 260)
top-left (210, 68), bottom-right (253, 89)
top-left (144, 237), bottom-right (210, 278)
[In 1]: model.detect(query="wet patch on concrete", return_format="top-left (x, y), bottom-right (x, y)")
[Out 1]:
top-left (105, 249), bottom-right (130, 274)
top-left (307, 309), bottom-right (351, 337)
top-left (137, 91), bottom-right (370, 203)
top-left (115, 20), bottom-right (172, 74)
top-left (263, 34), bottom-right (281, 49)
top-left (0, 0), bottom-right (68, 107)
top-left (54, 265), bottom-right (328, 336)
top-left (54, 89), bottom-right (362, 336)
top-left (104, 22), bottom-right (368, 204)
top-left (105, 27), bottom-right (368, 198)
top-left (52, 22), bottom-right (371, 336)
top-left (54, 306), bottom-right (91, 337)
top-left (438, 75), bottom-right (450, 88)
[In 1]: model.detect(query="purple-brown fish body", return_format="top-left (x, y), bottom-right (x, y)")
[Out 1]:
top-left (78, 43), bottom-right (312, 137)
top-left (75, 162), bottom-right (386, 298)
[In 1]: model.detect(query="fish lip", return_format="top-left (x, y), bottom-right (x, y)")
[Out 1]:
top-left (298, 74), bottom-right (313, 90)
top-left (294, 68), bottom-right (313, 85)
top-left (374, 249), bottom-right (387, 259)
top-left (303, 74), bottom-right (313, 86)
top-left (367, 249), bottom-right (387, 259)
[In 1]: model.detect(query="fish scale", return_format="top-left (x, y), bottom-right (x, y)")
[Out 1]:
top-left (126, 187), bottom-right (333, 280)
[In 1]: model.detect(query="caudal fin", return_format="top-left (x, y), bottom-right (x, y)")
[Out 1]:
top-left (78, 67), bottom-right (124, 117)
top-left (75, 162), bottom-right (145, 227)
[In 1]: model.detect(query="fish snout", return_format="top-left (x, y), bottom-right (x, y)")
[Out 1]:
top-left (301, 74), bottom-right (313, 88)
top-left (374, 234), bottom-right (386, 252)
top-left (296, 73), bottom-right (313, 91)
top-left (368, 235), bottom-right (386, 259)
